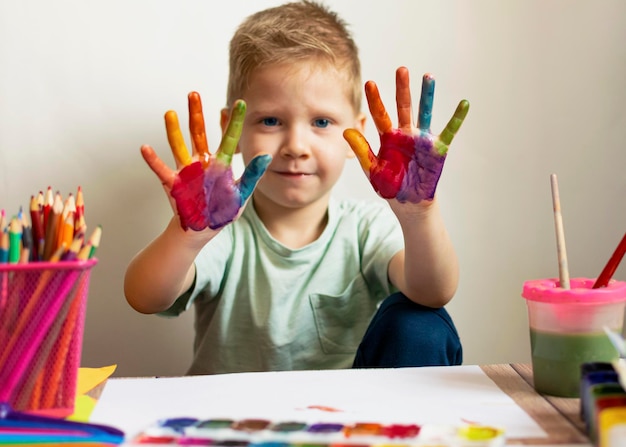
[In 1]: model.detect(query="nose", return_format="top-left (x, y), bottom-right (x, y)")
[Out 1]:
top-left (279, 125), bottom-right (311, 159)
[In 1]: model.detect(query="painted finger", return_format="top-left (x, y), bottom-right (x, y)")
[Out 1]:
top-left (396, 67), bottom-right (414, 131)
top-left (188, 92), bottom-right (210, 168)
top-left (365, 81), bottom-right (393, 134)
top-left (216, 100), bottom-right (246, 166)
top-left (418, 73), bottom-right (435, 132)
top-left (343, 128), bottom-right (376, 176)
top-left (434, 99), bottom-right (470, 155)
top-left (165, 110), bottom-right (193, 168)
top-left (238, 154), bottom-right (272, 203)
top-left (140, 144), bottom-right (175, 189)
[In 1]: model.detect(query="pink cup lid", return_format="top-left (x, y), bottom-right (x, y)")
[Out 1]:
top-left (522, 277), bottom-right (626, 304)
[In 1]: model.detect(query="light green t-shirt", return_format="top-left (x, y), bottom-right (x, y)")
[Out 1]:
top-left (163, 197), bottom-right (404, 375)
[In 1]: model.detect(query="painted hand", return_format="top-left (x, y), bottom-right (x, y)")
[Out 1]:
top-left (344, 67), bottom-right (469, 203)
top-left (140, 92), bottom-right (271, 230)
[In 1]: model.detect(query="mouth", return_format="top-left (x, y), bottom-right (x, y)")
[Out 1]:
top-left (273, 170), bottom-right (312, 177)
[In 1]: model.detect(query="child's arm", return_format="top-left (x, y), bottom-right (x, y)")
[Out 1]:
top-left (124, 93), bottom-right (270, 314)
top-left (124, 215), bottom-right (217, 314)
top-left (386, 198), bottom-right (459, 308)
top-left (344, 67), bottom-right (469, 307)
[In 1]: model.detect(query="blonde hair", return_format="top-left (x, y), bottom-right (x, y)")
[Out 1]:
top-left (226, 0), bottom-right (362, 112)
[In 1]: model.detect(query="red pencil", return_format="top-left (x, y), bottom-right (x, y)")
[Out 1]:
top-left (30, 195), bottom-right (45, 261)
top-left (42, 192), bottom-right (63, 261)
top-left (0, 209), bottom-right (6, 232)
top-left (75, 185), bottom-right (85, 222)
top-left (593, 232), bottom-right (626, 288)
top-left (42, 186), bottom-right (54, 233)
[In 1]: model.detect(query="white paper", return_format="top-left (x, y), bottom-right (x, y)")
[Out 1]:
top-left (89, 365), bottom-right (546, 441)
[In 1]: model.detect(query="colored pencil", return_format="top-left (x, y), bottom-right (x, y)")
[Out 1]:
top-left (61, 193), bottom-right (76, 220)
top-left (0, 240), bottom-right (65, 376)
top-left (0, 231), bottom-right (8, 264)
top-left (20, 207), bottom-right (33, 263)
top-left (61, 232), bottom-right (84, 262)
top-left (0, 229), bottom-right (12, 334)
top-left (56, 194), bottom-right (75, 249)
top-left (42, 192), bottom-right (63, 261)
top-left (8, 216), bottom-right (22, 264)
top-left (0, 209), bottom-right (6, 232)
top-left (0, 243), bottom-right (65, 368)
top-left (40, 271), bottom-right (88, 409)
top-left (550, 174), bottom-right (570, 289)
top-left (593, 232), bottom-right (626, 289)
top-left (87, 225), bottom-right (102, 259)
top-left (75, 185), bottom-right (85, 222)
top-left (24, 266), bottom-right (82, 410)
top-left (75, 211), bottom-right (87, 235)
top-left (0, 229), bottom-right (9, 332)
top-left (59, 212), bottom-right (76, 251)
top-left (30, 195), bottom-right (45, 261)
top-left (77, 242), bottom-right (93, 261)
top-left (42, 186), bottom-right (54, 233)
top-left (18, 286), bottom-right (73, 411)
top-left (26, 372), bottom-right (44, 411)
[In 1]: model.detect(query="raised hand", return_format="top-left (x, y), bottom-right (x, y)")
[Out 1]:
top-left (343, 67), bottom-right (469, 203)
top-left (140, 92), bottom-right (271, 231)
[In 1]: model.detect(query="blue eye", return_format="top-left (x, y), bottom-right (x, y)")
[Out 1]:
top-left (262, 117), bottom-right (279, 126)
top-left (313, 119), bottom-right (330, 128)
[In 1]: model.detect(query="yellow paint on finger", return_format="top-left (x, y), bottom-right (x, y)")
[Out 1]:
top-left (343, 128), bottom-right (374, 172)
top-left (165, 110), bottom-right (193, 167)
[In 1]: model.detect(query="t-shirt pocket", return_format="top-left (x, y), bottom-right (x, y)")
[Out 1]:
top-left (309, 276), bottom-right (379, 355)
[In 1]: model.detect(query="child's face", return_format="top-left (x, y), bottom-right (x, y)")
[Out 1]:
top-left (223, 61), bottom-right (365, 211)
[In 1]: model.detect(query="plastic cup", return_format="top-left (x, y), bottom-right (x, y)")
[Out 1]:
top-left (521, 277), bottom-right (626, 397)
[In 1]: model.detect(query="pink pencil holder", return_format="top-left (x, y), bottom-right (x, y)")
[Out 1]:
top-left (0, 259), bottom-right (97, 417)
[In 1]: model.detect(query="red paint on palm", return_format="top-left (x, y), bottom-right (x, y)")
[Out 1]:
top-left (170, 162), bottom-right (208, 231)
top-left (369, 131), bottom-right (415, 199)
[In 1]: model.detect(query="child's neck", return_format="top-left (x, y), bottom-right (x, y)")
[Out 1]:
top-left (252, 195), bottom-right (329, 249)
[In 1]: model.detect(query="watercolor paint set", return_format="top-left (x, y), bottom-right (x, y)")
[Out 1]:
top-left (580, 360), bottom-right (626, 446)
top-left (130, 418), bottom-right (505, 447)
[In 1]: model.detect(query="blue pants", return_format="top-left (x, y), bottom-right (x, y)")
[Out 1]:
top-left (353, 292), bottom-right (462, 368)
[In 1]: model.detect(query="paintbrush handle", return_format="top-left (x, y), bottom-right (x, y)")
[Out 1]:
top-left (550, 174), bottom-right (570, 289)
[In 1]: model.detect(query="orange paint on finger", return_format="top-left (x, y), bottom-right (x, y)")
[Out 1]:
top-left (188, 92), bottom-right (210, 168)
top-left (365, 81), bottom-right (392, 134)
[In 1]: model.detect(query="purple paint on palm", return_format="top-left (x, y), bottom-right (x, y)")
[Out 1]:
top-left (370, 131), bottom-right (445, 203)
top-left (204, 163), bottom-right (241, 230)
top-left (170, 162), bottom-right (241, 231)
top-left (396, 131), bottom-right (445, 203)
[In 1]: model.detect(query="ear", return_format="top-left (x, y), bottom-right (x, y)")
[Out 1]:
top-left (220, 107), bottom-right (241, 153)
top-left (346, 112), bottom-right (367, 159)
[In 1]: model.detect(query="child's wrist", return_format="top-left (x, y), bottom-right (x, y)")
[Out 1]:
top-left (166, 216), bottom-right (218, 249)
top-left (389, 196), bottom-right (439, 221)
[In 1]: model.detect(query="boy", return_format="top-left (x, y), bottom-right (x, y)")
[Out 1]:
top-left (124, 0), bottom-right (468, 375)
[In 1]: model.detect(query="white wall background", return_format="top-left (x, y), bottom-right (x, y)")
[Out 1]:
top-left (1, 0), bottom-right (625, 377)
